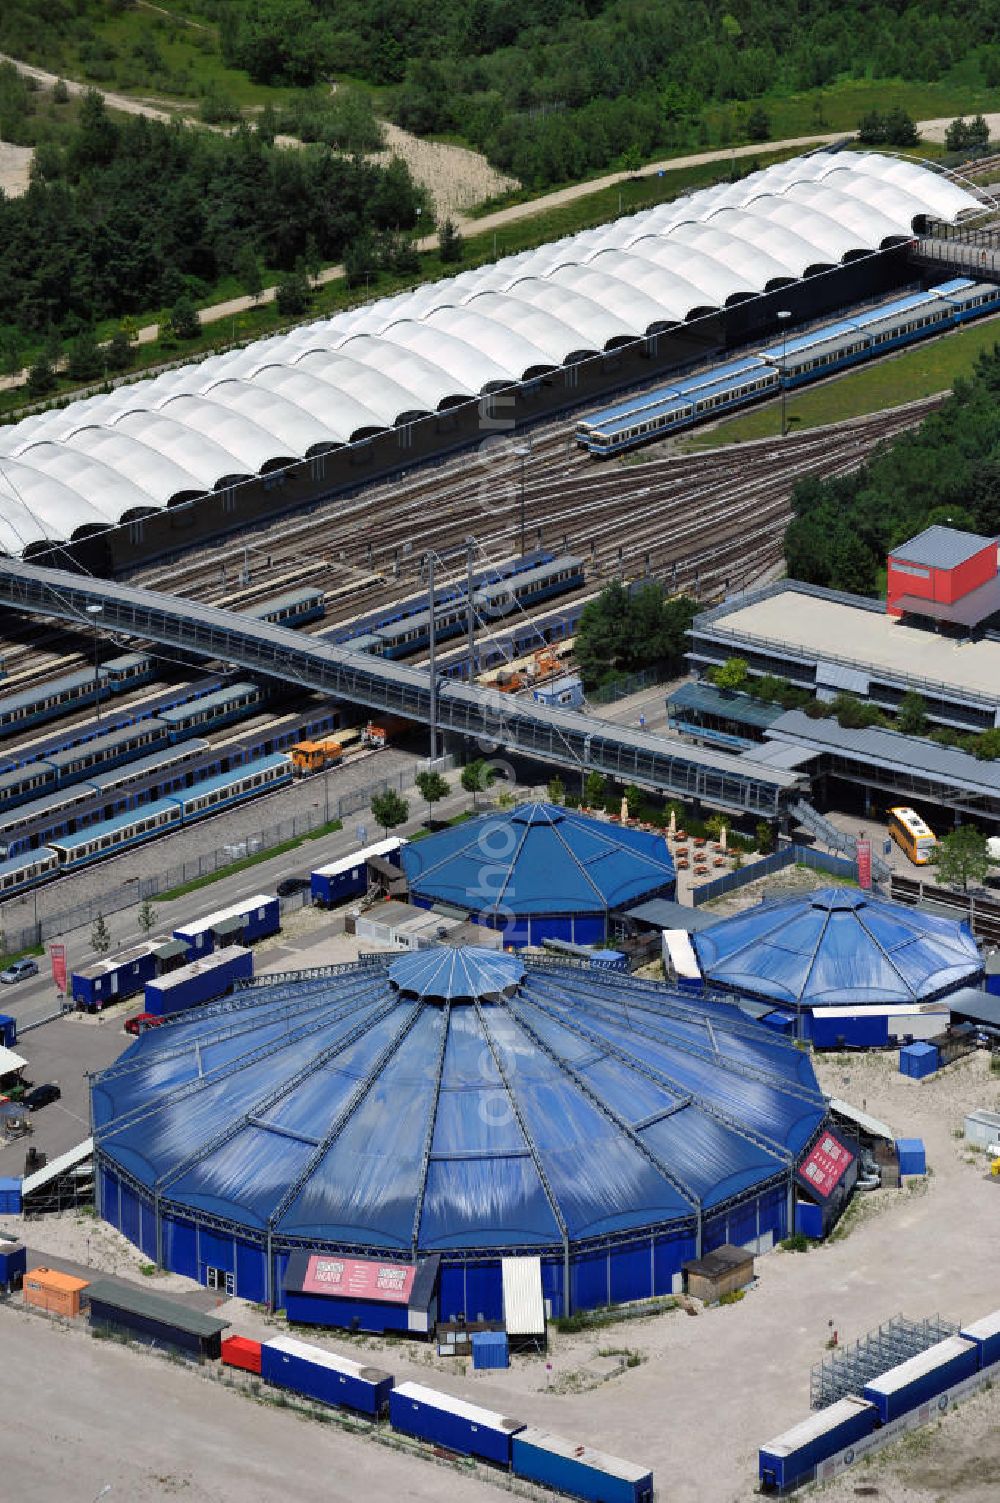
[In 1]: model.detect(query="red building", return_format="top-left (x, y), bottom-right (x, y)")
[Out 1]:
top-left (887, 525), bottom-right (1000, 628)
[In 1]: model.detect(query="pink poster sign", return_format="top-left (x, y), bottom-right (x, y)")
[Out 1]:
top-left (301, 1255), bottom-right (416, 1304)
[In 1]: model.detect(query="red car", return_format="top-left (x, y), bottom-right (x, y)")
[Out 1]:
top-left (124, 1012), bottom-right (164, 1036)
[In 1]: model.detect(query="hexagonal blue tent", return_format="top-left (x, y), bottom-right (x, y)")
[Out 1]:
top-left (91, 947), bottom-right (826, 1316)
top-left (400, 801), bottom-right (675, 947)
top-left (693, 888), bottom-right (983, 1010)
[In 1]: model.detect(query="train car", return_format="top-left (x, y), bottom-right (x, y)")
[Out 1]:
top-left (83, 739), bottom-right (212, 804)
top-left (932, 277), bottom-right (1000, 322)
top-left (0, 846), bottom-right (60, 897)
top-left (512, 1428), bottom-right (654, 1503)
top-left (259, 1336), bottom-right (394, 1418)
top-left (0, 759), bottom-right (58, 810)
top-left (0, 667), bottom-right (108, 739)
top-left (42, 718), bottom-right (171, 787)
top-left (173, 891), bottom-right (281, 957)
top-left (0, 784), bottom-right (102, 857)
top-left (244, 588), bottom-right (325, 629)
top-left (757, 320), bottom-right (872, 388)
top-left (102, 652), bottom-right (156, 692)
top-left (165, 753), bottom-right (291, 823)
top-left (157, 682), bottom-right (264, 741)
top-left (47, 798), bottom-right (183, 871)
top-left (848, 289), bottom-right (951, 352)
top-left (389, 1382), bottom-right (524, 1465)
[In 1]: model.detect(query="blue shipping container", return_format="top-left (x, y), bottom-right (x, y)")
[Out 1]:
top-left (896, 1137), bottom-right (926, 1176)
top-left (863, 1337), bottom-right (980, 1424)
top-left (389, 1381), bottom-right (524, 1464)
top-left (960, 1307), bottom-right (1000, 1370)
top-left (811, 1010), bottom-right (889, 1050)
top-left (311, 838), bottom-right (406, 907)
top-left (143, 947), bottom-right (253, 1017)
top-left (899, 1041), bottom-right (938, 1079)
top-left (0, 1177), bottom-right (21, 1215)
top-left (795, 1199), bottom-right (824, 1240)
top-left (72, 945), bottom-right (160, 1010)
top-left (260, 1336), bottom-right (393, 1416)
top-left (0, 1012), bottom-right (16, 1047)
top-left (759, 1396), bottom-right (877, 1491)
top-left (472, 1331), bottom-right (509, 1370)
top-left (513, 1427), bottom-right (653, 1503)
top-left (0, 1239), bottom-right (26, 1289)
top-left (173, 893), bottom-right (279, 956)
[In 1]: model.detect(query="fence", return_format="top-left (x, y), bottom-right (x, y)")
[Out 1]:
top-left (0, 763), bottom-right (441, 960)
top-left (690, 843), bottom-right (860, 906)
top-left (587, 667), bottom-right (664, 707)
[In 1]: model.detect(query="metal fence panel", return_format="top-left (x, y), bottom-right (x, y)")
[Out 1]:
top-left (691, 844), bottom-right (860, 906)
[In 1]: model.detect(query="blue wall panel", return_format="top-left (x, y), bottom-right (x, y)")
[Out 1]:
top-left (120, 1183), bottom-right (142, 1247)
top-left (163, 1216), bottom-right (198, 1280)
top-left (236, 1238), bottom-right (266, 1304)
top-left (727, 1201), bottom-right (758, 1248)
top-left (200, 1229), bottom-right (235, 1275)
top-left (100, 1168), bottom-right (120, 1229)
top-left (610, 1242), bottom-right (652, 1304)
top-left (139, 1197), bottom-right (158, 1259)
top-left (541, 1257), bottom-right (564, 1319)
top-left (572, 1250), bottom-right (608, 1311)
top-left (465, 1262), bottom-right (503, 1322)
top-left (439, 1263), bottom-right (467, 1323)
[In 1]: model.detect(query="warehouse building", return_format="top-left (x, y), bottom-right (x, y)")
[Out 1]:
top-left (0, 153), bottom-right (978, 572)
top-left (401, 801), bottom-right (675, 946)
top-left (692, 888), bottom-right (983, 1030)
top-left (91, 946), bottom-right (828, 1317)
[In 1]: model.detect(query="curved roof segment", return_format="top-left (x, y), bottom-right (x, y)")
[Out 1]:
top-left (401, 801), bottom-right (675, 917)
top-left (0, 152), bottom-right (979, 557)
top-left (91, 948), bottom-right (827, 1253)
top-left (693, 888), bottom-right (983, 1008)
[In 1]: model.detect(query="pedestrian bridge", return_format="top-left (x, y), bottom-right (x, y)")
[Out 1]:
top-left (0, 558), bottom-right (805, 817)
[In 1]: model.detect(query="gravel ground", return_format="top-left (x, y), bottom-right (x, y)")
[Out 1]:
top-left (372, 120), bottom-right (518, 218)
top-left (0, 139), bottom-right (31, 196)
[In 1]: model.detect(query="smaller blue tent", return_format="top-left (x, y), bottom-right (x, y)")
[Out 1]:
top-left (401, 801), bottom-right (675, 947)
top-left (693, 888), bottom-right (983, 1010)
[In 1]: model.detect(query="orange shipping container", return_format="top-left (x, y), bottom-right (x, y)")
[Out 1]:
top-left (23, 1266), bottom-right (89, 1318)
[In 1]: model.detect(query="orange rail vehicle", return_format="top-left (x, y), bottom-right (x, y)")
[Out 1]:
top-left (290, 738), bottom-right (343, 776)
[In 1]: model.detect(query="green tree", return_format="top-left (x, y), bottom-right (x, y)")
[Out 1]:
top-left (461, 759), bottom-right (495, 807)
top-left (26, 357), bottom-right (57, 397)
top-left (104, 329), bottom-right (134, 372)
top-left (136, 899), bottom-right (157, 937)
top-left (547, 775), bottom-right (566, 805)
top-left (755, 820), bottom-right (774, 854)
top-left (932, 824), bottom-right (989, 891)
top-left (415, 769), bottom-right (450, 823)
top-left (91, 911), bottom-right (112, 955)
top-left (710, 657), bottom-right (749, 691)
top-left (583, 770), bottom-right (605, 808)
top-left (166, 295), bottom-right (200, 341)
top-left (51, 78), bottom-right (69, 105)
top-left (371, 787), bottom-right (409, 836)
top-left (0, 329), bottom-right (23, 378)
top-left (620, 144), bottom-right (642, 173)
top-left (438, 218), bottom-right (464, 264)
top-left (972, 728), bottom-right (1000, 761)
top-left (66, 327), bottom-right (103, 382)
top-left (884, 107), bottom-right (919, 147)
top-left (896, 692), bottom-right (928, 736)
top-left (236, 246), bottom-right (265, 306)
top-left (274, 271), bottom-right (312, 316)
top-left (746, 104), bottom-right (770, 142)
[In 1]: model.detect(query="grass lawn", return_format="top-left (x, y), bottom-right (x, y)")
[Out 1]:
top-left (676, 315), bottom-right (1000, 449)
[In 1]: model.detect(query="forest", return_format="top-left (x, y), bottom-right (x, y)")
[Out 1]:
top-left (783, 343), bottom-right (1000, 598)
top-left (1, 0), bottom-right (998, 188)
top-left (0, 85), bottom-right (423, 352)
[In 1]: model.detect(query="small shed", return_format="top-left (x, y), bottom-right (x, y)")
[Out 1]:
top-left (964, 1108), bottom-right (1000, 1150)
top-left (0, 1176), bottom-right (21, 1214)
top-left (282, 1251), bottom-right (440, 1335)
top-left (23, 1266), bottom-right (89, 1318)
top-left (0, 1045), bottom-right (28, 1090)
top-left (794, 1125), bottom-right (859, 1235)
top-left (0, 1238), bottom-right (26, 1292)
top-left (683, 1244), bottom-right (754, 1303)
top-left (0, 1012), bottom-right (16, 1048)
top-left (899, 1040), bottom-right (939, 1078)
top-left (85, 1279), bottom-right (229, 1361)
top-left (532, 673), bottom-right (584, 709)
top-left (472, 1331), bottom-right (510, 1370)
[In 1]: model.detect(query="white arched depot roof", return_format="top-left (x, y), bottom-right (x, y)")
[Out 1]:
top-left (0, 151), bottom-right (979, 556)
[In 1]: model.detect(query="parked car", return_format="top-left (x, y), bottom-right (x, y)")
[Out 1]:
top-left (0, 957), bottom-right (39, 985)
top-left (124, 1013), bottom-right (164, 1036)
top-left (23, 1083), bottom-right (61, 1111)
top-left (276, 876), bottom-right (310, 897)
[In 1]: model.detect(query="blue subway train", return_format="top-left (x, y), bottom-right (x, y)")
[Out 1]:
top-left (0, 754), bottom-right (292, 893)
top-left (577, 279), bottom-right (1000, 456)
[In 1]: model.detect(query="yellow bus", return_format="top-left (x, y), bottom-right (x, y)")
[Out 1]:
top-left (888, 806), bottom-right (937, 865)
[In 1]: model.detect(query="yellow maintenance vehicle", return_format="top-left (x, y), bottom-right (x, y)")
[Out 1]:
top-left (289, 737), bottom-right (343, 776)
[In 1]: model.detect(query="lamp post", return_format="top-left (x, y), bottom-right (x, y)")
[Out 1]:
top-left (86, 603), bottom-right (103, 723)
top-left (777, 309), bottom-right (791, 438)
top-left (513, 443), bottom-right (531, 558)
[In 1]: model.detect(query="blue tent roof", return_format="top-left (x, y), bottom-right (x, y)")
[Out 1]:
top-left (91, 948), bottom-right (825, 1255)
top-left (401, 802), bottom-right (675, 916)
top-left (693, 888), bottom-right (983, 1009)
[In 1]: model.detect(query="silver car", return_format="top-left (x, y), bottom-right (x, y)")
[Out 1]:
top-left (0, 957), bottom-right (39, 984)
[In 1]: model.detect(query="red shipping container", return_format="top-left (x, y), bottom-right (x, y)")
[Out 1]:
top-left (221, 1336), bottom-right (262, 1374)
